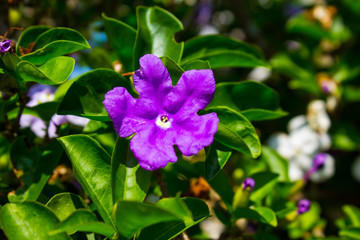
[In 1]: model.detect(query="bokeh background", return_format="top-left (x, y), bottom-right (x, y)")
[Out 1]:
top-left (2, 0), bottom-right (360, 238)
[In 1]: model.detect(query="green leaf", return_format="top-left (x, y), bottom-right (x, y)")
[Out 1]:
top-left (111, 137), bottom-right (151, 204)
top-left (208, 170), bottom-right (234, 206)
top-left (233, 206), bottom-right (278, 227)
top-left (182, 60), bottom-right (211, 71)
top-left (181, 35), bottom-right (268, 69)
top-left (16, 56), bottom-right (75, 85)
top-left (50, 209), bottom-right (115, 238)
top-left (160, 56), bottom-right (184, 85)
top-left (16, 25), bottom-right (51, 54)
top-left (343, 205), bottom-right (360, 227)
top-left (260, 146), bottom-right (289, 181)
top-left (8, 141), bottom-right (63, 203)
top-left (0, 201), bottom-right (70, 240)
top-left (58, 135), bottom-right (113, 226)
top-left (57, 69), bottom-right (135, 121)
top-left (46, 192), bottom-right (90, 221)
top-left (103, 13), bottom-right (136, 72)
top-left (286, 14), bottom-right (331, 40)
top-left (206, 106), bottom-right (261, 158)
top-left (205, 144), bottom-right (232, 181)
top-left (157, 197), bottom-right (193, 222)
top-left (207, 81), bottom-right (287, 121)
top-left (137, 197), bottom-right (210, 240)
top-left (113, 200), bottom-right (183, 239)
top-left (21, 27), bottom-right (91, 65)
top-left (134, 6), bottom-right (184, 68)
top-left (340, 227), bottom-right (360, 240)
top-left (249, 172), bottom-right (279, 202)
top-left (2, 53), bottom-right (21, 71)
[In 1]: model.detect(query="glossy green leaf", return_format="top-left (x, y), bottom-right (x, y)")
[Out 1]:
top-left (16, 25), bottom-right (51, 55)
top-left (134, 6), bottom-right (184, 68)
top-left (340, 227), bottom-right (360, 240)
top-left (17, 56), bottom-right (75, 85)
top-left (0, 201), bottom-right (70, 240)
top-left (260, 146), bottom-right (289, 181)
top-left (57, 69), bottom-right (135, 121)
top-left (58, 135), bottom-right (113, 225)
top-left (182, 60), bottom-right (211, 71)
top-left (103, 13), bottom-right (136, 72)
top-left (205, 144), bottom-right (232, 181)
top-left (50, 209), bottom-right (115, 238)
top-left (46, 192), bottom-right (90, 221)
top-left (206, 106), bottom-right (261, 158)
top-left (343, 205), bottom-right (360, 227)
top-left (181, 35), bottom-right (268, 69)
top-left (233, 206), bottom-right (278, 227)
top-left (21, 27), bottom-right (91, 65)
top-left (137, 197), bottom-right (210, 240)
top-left (250, 172), bottom-right (279, 202)
top-left (113, 200), bottom-right (183, 239)
top-left (207, 81), bottom-right (287, 121)
top-left (160, 56), bottom-right (184, 85)
top-left (111, 137), bottom-right (151, 204)
top-left (8, 141), bottom-right (63, 203)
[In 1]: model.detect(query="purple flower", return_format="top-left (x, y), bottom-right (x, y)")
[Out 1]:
top-left (297, 199), bottom-right (311, 214)
top-left (242, 178), bottom-right (255, 191)
top-left (0, 40), bottom-right (11, 53)
top-left (103, 54), bottom-right (219, 171)
top-left (303, 153), bottom-right (329, 181)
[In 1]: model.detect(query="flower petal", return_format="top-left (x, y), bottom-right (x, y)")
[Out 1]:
top-left (174, 112), bottom-right (219, 156)
top-left (133, 54), bottom-right (173, 101)
top-left (130, 125), bottom-right (177, 171)
top-left (163, 69), bottom-right (216, 115)
top-left (103, 87), bottom-right (157, 138)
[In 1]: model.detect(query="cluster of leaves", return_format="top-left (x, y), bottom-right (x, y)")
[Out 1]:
top-left (0, 1), bottom-right (360, 240)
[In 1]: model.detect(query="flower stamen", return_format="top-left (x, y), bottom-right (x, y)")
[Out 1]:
top-left (161, 115), bottom-right (168, 123)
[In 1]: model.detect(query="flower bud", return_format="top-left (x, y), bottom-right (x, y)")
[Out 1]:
top-left (242, 178), bottom-right (255, 191)
top-left (0, 40), bottom-right (11, 53)
top-left (297, 199), bottom-right (311, 214)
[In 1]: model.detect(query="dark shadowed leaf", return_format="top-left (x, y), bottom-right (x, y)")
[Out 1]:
top-left (113, 200), bottom-right (183, 239)
top-left (103, 13), bottom-right (136, 72)
top-left (57, 69), bottom-right (136, 121)
top-left (8, 141), bottom-right (63, 203)
top-left (207, 81), bottom-right (287, 121)
top-left (181, 35), bottom-right (268, 69)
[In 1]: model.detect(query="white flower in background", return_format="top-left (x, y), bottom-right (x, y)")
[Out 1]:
top-left (268, 100), bottom-right (334, 182)
top-left (20, 84), bottom-right (89, 138)
top-left (307, 100), bottom-right (331, 133)
top-left (247, 66), bottom-right (271, 82)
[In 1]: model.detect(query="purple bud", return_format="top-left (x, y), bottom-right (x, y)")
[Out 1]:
top-left (313, 153), bottom-right (327, 170)
top-left (0, 40), bottom-right (11, 53)
top-left (297, 199), bottom-right (311, 214)
top-left (242, 178), bottom-right (255, 191)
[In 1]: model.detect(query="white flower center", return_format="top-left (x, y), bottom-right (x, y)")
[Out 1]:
top-left (156, 115), bottom-right (171, 129)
